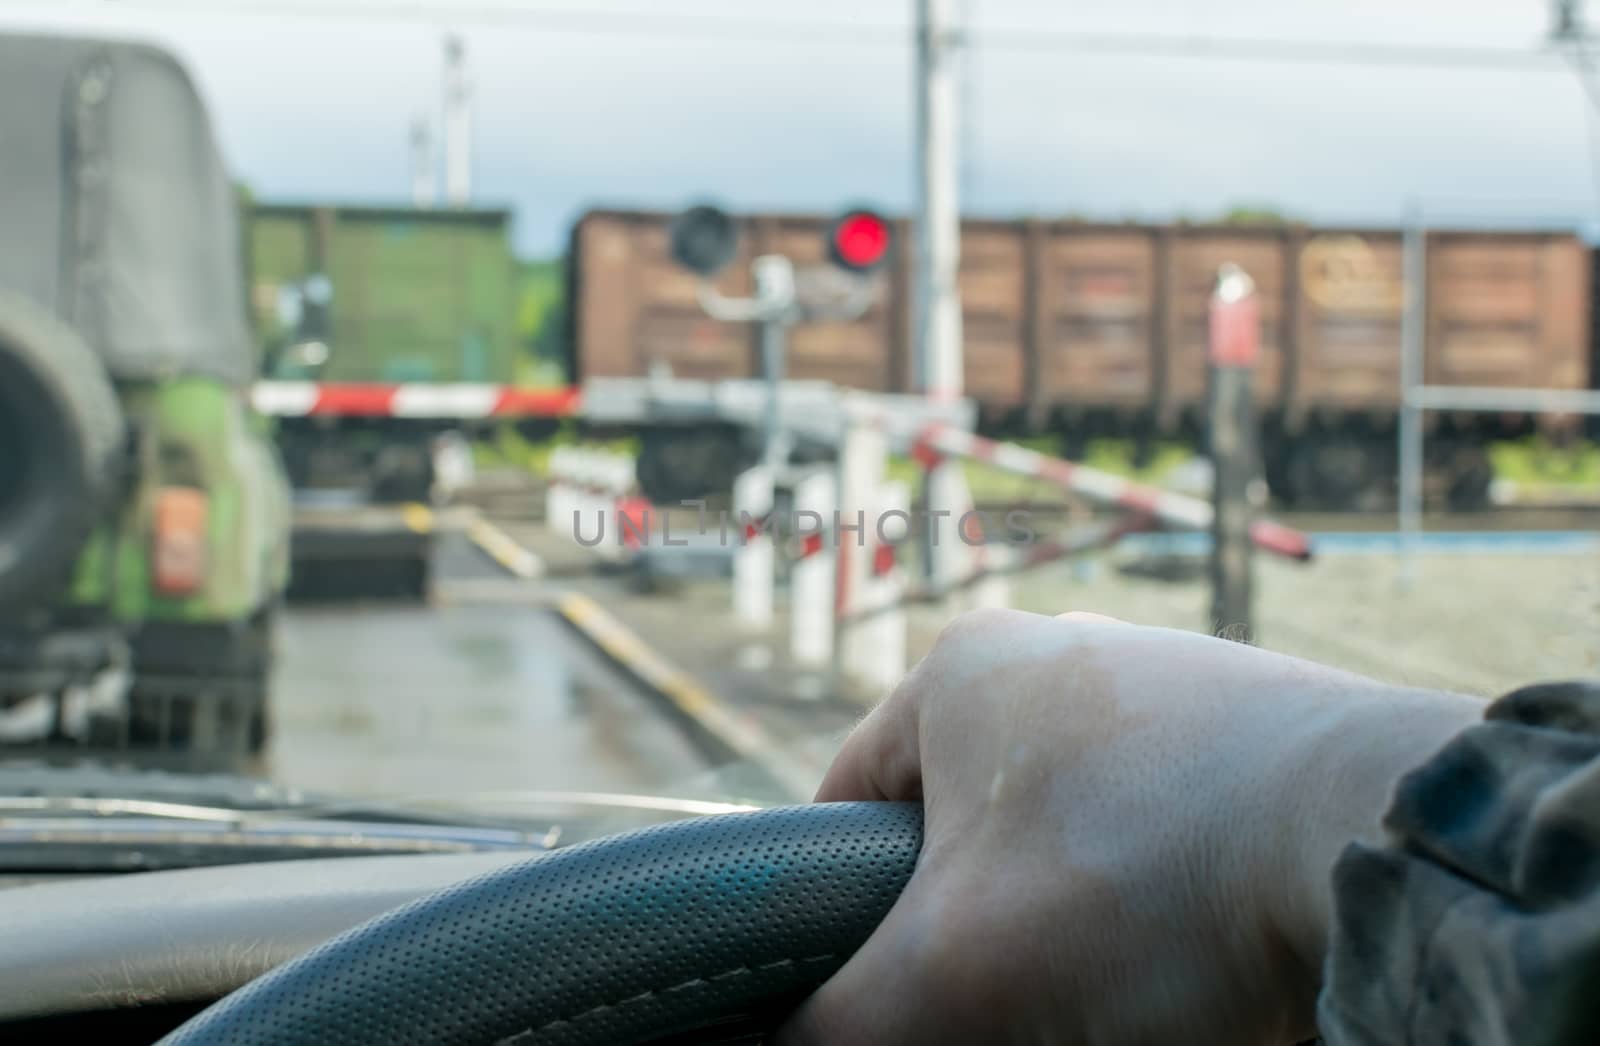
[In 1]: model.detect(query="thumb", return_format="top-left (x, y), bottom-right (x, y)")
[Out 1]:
top-left (812, 677), bottom-right (924, 803)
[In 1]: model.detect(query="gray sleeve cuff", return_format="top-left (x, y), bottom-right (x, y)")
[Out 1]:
top-left (1317, 681), bottom-right (1600, 1046)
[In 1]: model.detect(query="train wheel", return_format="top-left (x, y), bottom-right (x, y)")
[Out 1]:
top-left (1281, 435), bottom-right (1389, 511)
top-left (1446, 445), bottom-right (1495, 511)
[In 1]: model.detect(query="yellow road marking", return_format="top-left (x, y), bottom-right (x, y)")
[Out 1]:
top-left (466, 517), bottom-right (544, 580)
top-left (551, 591), bottom-right (813, 797)
top-left (401, 503), bottom-right (434, 534)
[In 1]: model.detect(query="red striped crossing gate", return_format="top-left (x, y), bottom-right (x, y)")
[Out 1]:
top-left (252, 382), bottom-right (582, 419)
top-left (909, 424), bottom-right (1312, 563)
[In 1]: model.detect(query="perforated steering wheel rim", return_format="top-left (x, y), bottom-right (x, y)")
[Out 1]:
top-left (157, 802), bottom-right (923, 1046)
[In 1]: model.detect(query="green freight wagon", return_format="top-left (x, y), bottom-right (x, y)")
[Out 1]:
top-left (250, 205), bottom-right (519, 386)
top-left (247, 204), bottom-right (522, 597)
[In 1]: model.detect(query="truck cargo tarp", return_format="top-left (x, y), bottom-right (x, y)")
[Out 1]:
top-left (0, 32), bottom-right (254, 386)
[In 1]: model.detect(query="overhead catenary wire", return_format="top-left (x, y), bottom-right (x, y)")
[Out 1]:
top-left (20, 0), bottom-right (1567, 72)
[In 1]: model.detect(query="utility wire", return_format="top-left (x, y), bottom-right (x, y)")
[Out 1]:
top-left (27, 0), bottom-right (1564, 72)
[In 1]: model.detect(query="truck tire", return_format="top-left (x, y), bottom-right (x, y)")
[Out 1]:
top-left (0, 293), bottom-right (123, 618)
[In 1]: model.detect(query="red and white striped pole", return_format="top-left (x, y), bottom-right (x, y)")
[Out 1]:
top-left (851, 479), bottom-right (910, 693)
top-left (606, 454), bottom-right (632, 562)
top-left (545, 447), bottom-right (576, 536)
top-left (789, 468), bottom-right (836, 669)
top-left (732, 465), bottom-right (775, 631)
top-left (836, 420), bottom-right (888, 677)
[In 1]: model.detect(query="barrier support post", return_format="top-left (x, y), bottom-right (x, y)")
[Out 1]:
top-left (732, 465), bottom-right (775, 632)
top-left (1207, 264), bottom-right (1260, 642)
top-left (790, 468), bottom-right (836, 669)
top-left (854, 479), bottom-right (910, 694)
top-left (837, 421), bottom-right (888, 678)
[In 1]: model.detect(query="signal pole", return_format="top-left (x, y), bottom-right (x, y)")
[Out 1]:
top-left (443, 35), bottom-right (473, 207)
top-left (1554, 0), bottom-right (1584, 40)
top-left (915, 0), bottom-right (964, 399)
top-left (409, 117), bottom-right (435, 208)
top-left (915, 0), bottom-right (969, 597)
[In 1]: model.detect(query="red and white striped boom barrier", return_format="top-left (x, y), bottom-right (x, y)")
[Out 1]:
top-left (252, 382), bottom-right (582, 419)
top-left (909, 425), bottom-right (1312, 563)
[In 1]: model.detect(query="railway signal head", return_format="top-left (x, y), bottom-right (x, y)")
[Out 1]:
top-left (669, 204), bottom-right (739, 278)
top-left (826, 209), bottom-right (893, 273)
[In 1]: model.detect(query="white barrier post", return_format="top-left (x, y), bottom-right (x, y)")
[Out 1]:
top-left (546, 447), bottom-right (575, 537)
top-left (789, 468), bottom-right (836, 669)
top-left (604, 454), bottom-right (641, 558)
top-left (571, 449), bottom-right (596, 542)
top-left (855, 479), bottom-right (909, 694)
top-left (579, 450), bottom-right (617, 560)
top-left (836, 421), bottom-right (887, 675)
top-left (431, 430), bottom-right (475, 502)
top-left (732, 465), bottom-right (775, 631)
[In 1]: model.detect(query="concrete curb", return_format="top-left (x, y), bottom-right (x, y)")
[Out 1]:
top-left (550, 590), bottom-right (820, 802)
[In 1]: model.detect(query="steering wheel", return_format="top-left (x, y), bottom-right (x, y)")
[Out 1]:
top-left (157, 802), bottom-right (922, 1045)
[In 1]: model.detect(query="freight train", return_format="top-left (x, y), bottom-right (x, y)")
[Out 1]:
top-left (566, 210), bottom-right (1595, 509)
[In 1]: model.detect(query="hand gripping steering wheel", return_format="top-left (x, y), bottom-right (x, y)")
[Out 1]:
top-left (158, 802), bottom-right (923, 1045)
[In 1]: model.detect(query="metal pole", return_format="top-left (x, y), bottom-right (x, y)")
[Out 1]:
top-left (1398, 207), bottom-right (1426, 586)
top-left (1207, 264), bottom-right (1259, 642)
top-left (443, 35), bottom-right (472, 207)
top-left (760, 320), bottom-right (786, 471)
top-left (916, 0), bottom-right (965, 596)
top-left (409, 117), bottom-right (435, 208)
top-left (752, 255), bottom-right (796, 472)
top-left (915, 0), bottom-right (964, 399)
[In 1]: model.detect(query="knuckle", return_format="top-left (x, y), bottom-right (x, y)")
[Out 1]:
top-left (1055, 609), bottom-right (1119, 625)
top-left (932, 606), bottom-right (1022, 649)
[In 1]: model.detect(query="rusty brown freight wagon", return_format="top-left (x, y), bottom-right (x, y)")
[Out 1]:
top-left (568, 210), bottom-right (1591, 508)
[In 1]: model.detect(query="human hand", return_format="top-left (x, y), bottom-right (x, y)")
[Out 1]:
top-left (775, 609), bottom-right (1482, 1045)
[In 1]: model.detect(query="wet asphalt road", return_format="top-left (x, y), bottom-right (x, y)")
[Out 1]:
top-left (264, 535), bottom-right (717, 803)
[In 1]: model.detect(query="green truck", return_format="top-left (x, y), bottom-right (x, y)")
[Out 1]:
top-left (248, 204), bottom-right (524, 595)
top-left (0, 32), bottom-right (291, 759)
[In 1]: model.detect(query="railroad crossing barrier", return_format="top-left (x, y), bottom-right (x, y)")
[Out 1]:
top-left (903, 425), bottom-right (1311, 563)
top-left (255, 371), bottom-right (1310, 690)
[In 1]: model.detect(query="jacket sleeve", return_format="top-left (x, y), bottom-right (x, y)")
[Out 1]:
top-left (1317, 681), bottom-right (1600, 1046)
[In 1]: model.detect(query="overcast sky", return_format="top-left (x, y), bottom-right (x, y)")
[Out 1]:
top-left (2, 0), bottom-right (1596, 254)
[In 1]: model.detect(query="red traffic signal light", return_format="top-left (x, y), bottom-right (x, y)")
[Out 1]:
top-left (827, 210), bottom-right (892, 273)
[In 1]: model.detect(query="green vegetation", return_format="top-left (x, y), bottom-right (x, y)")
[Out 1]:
top-left (1217, 205), bottom-right (1293, 226)
top-left (472, 423), bottom-right (639, 478)
top-left (515, 259), bottom-right (568, 383)
top-left (1489, 437), bottom-right (1600, 489)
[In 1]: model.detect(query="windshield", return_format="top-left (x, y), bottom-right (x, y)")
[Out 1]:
top-left (0, 0), bottom-right (1595, 861)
